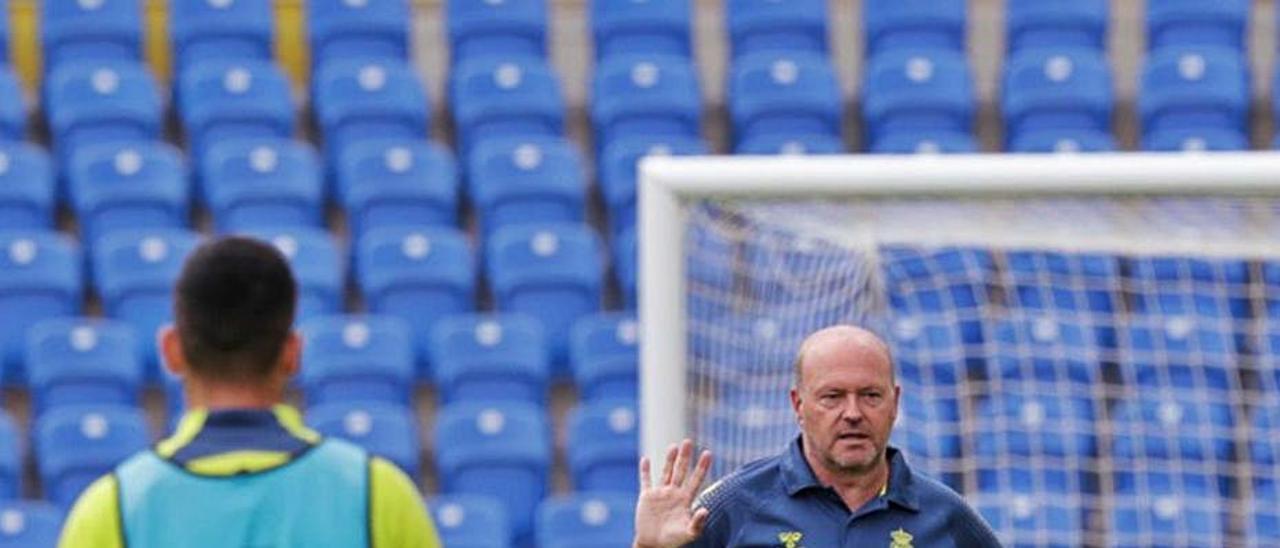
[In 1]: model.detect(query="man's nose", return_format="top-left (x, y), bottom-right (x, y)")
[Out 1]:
top-left (839, 396), bottom-right (864, 422)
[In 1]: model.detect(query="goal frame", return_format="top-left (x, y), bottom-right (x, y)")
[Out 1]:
top-left (637, 151), bottom-right (1280, 467)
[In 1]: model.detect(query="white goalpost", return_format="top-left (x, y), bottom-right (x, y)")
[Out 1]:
top-left (638, 152), bottom-right (1280, 546)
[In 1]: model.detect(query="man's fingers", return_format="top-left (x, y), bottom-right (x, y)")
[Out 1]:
top-left (671, 439), bottom-right (693, 487)
top-left (660, 443), bottom-right (677, 485)
top-left (688, 506), bottom-right (711, 537)
top-left (639, 456), bottom-right (651, 490)
top-left (685, 449), bottom-right (713, 493)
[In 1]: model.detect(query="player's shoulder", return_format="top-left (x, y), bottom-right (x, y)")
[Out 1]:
top-left (694, 453), bottom-right (787, 514)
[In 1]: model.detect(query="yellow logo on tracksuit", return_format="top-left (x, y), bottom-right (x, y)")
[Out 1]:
top-left (890, 528), bottom-right (914, 548)
top-left (778, 531), bottom-right (803, 548)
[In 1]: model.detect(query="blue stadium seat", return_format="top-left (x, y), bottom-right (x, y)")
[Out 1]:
top-left (536, 493), bottom-right (635, 548)
top-left (591, 54), bottom-right (701, 149)
top-left (26, 318), bottom-right (141, 414)
top-left (1148, 0), bottom-right (1247, 52)
top-left (1121, 315), bottom-right (1235, 392)
top-left (868, 132), bottom-right (977, 154)
top-left (92, 229), bottom-right (202, 379)
top-left (44, 61), bottom-right (162, 164)
top-left (468, 137), bottom-right (587, 233)
top-left (990, 314), bottom-right (1101, 386)
top-left (1008, 130), bottom-right (1116, 153)
top-left (729, 51), bottom-right (841, 148)
top-left (307, 0), bottom-right (409, 68)
top-left (42, 0), bottom-right (142, 71)
top-left (1140, 47), bottom-right (1248, 151)
top-left (36, 404), bottom-right (149, 507)
top-left (599, 135), bottom-right (707, 236)
top-left (430, 313), bottom-right (549, 405)
top-left (0, 0), bottom-right (7, 66)
top-left (430, 494), bottom-right (511, 548)
top-left (890, 388), bottom-right (962, 476)
top-left (357, 226), bottom-right (475, 379)
top-left (1252, 401), bottom-right (1280, 489)
top-left (313, 59), bottom-right (429, 159)
top-left (435, 400), bottom-right (551, 547)
top-left (1006, 0), bottom-right (1107, 53)
top-left (887, 316), bottom-right (962, 388)
top-left (592, 0), bottom-right (690, 61)
top-left (1006, 250), bottom-right (1119, 314)
top-left (976, 491), bottom-right (1084, 547)
top-left (1111, 393), bottom-right (1234, 487)
top-left (880, 246), bottom-right (993, 345)
top-left (0, 68), bottom-right (24, 141)
top-left (68, 141), bottom-right (189, 243)
top-left (337, 140), bottom-right (459, 237)
top-left (1146, 128), bottom-right (1250, 152)
top-left (0, 501), bottom-right (63, 547)
top-left (240, 227), bottom-right (344, 321)
top-left (169, 0), bottom-right (273, 71)
top-left (864, 0), bottom-right (965, 56)
top-left (567, 400), bottom-right (638, 492)
top-left (307, 400), bottom-right (420, 481)
top-left (0, 144), bottom-right (55, 230)
top-left (570, 314), bottom-right (637, 402)
top-left (725, 0), bottom-right (827, 59)
top-left (1128, 256), bottom-right (1249, 319)
top-left (1251, 487), bottom-right (1280, 548)
top-left (447, 0), bottom-right (546, 65)
top-left (198, 138), bottom-right (324, 232)
top-left (974, 391), bottom-right (1096, 490)
top-left (0, 413), bottom-right (19, 499)
top-left (614, 226), bottom-right (637, 310)
top-left (299, 315), bottom-right (415, 406)
top-left (0, 231), bottom-right (83, 385)
top-left (734, 133), bottom-right (844, 155)
top-left (863, 48), bottom-right (975, 152)
top-left (450, 56), bottom-right (565, 154)
top-left (177, 60), bottom-right (295, 156)
top-left (487, 224), bottom-right (604, 369)
top-left (1003, 49), bottom-right (1113, 152)
top-left (1110, 472), bottom-right (1224, 547)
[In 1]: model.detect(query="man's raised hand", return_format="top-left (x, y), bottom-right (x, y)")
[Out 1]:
top-left (633, 439), bottom-right (713, 548)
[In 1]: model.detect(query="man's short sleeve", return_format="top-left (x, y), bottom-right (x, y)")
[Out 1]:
top-left (369, 457), bottom-right (442, 548)
top-left (58, 474), bottom-right (124, 548)
top-left (683, 478), bottom-right (733, 548)
top-left (949, 500), bottom-right (1004, 548)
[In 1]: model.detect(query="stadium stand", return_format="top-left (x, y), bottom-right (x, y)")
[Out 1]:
top-left (0, 144), bottom-right (55, 230)
top-left (198, 138), bottom-right (324, 232)
top-left (566, 400), bottom-right (638, 492)
top-left (67, 142), bottom-right (189, 242)
top-left (0, 414), bottom-right (19, 500)
top-left (862, 48), bottom-right (976, 153)
top-left (336, 139), bottom-right (460, 237)
top-left (467, 136), bottom-right (587, 234)
top-left (25, 318), bottom-right (142, 415)
top-left (307, 0), bottom-right (410, 69)
top-left (313, 58), bottom-right (430, 161)
top-left (598, 135), bottom-right (707, 236)
top-left (590, 0), bottom-right (691, 61)
top-left (307, 400), bottom-right (421, 481)
top-left (591, 54), bottom-right (701, 152)
top-left (0, 231), bottom-right (84, 385)
top-left (176, 59), bottom-right (295, 156)
top-left (430, 313), bottom-right (550, 405)
top-left (1002, 48), bottom-right (1115, 153)
top-left (725, 0), bottom-right (827, 60)
top-left (536, 492), bottom-right (635, 548)
top-left (864, 0), bottom-right (966, 56)
top-left (35, 405), bottom-right (149, 508)
top-left (447, 0), bottom-right (547, 65)
top-left (41, 0), bottom-right (143, 72)
top-left (0, 68), bottom-right (24, 141)
top-left (44, 61), bottom-right (163, 165)
top-left (568, 313), bottom-right (638, 402)
top-left (1147, 0), bottom-right (1248, 52)
top-left (1139, 47), bottom-right (1249, 151)
top-left (450, 55), bottom-right (566, 154)
top-left (299, 315), bottom-right (415, 406)
top-left (0, 501), bottom-right (64, 547)
top-left (431, 494), bottom-right (512, 548)
top-left (169, 0), bottom-right (274, 72)
top-left (729, 50), bottom-right (842, 151)
top-left (1006, 0), bottom-right (1107, 53)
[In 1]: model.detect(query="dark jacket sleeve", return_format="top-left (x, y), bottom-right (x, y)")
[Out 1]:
top-left (682, 478), bottom-right (735, 548)
top-left (949, 502), bottom-right (1004, 548)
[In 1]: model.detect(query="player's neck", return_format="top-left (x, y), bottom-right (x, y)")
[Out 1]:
top-left (809, 453), bottom-right (890, 512)
top-left (184, 379), bottom-right (285, 411)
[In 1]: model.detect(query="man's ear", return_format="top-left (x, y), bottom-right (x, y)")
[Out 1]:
top-left (277, 331), bottom-right (302, 379)
top-left (790, 386), bottom-right (802, 424)
top-left (159, 325), bottom-right (188, 378)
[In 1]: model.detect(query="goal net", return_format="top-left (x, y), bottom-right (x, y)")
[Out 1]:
top-left (638, 153), bottom-right (1280, 547)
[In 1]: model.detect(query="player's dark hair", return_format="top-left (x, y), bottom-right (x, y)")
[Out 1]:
top-left (174, 237), bottom-right (297, 383)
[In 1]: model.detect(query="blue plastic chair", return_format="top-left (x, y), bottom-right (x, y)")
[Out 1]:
top-left (299, 315), bottom-right (415, 405)
top-left (1009, 130), bottom-right (1115, 153)
top-left (487, 223), bottom-right (603, 369)
top-left (356, 226), bottom-right (475, 379)
top-left (729, 50), bottom-right (841, 148)
top-left (0, 501), bottom-right (64, 547)
top-left (447, 0), bottom-right (546, 65)
top-left (864, 0), bottom-right (965, 56)
top-left (1128, 256), bottom-right (1249, 319)
top-left (569, 313), bottom-right (637, 402)
top-left (1111, 392), bottom-right (1234, 477)
top-left (1110, 472), bottom-right (1224, 547)
top-left (536, 493), bottom-right (635, 548)
top-left (0, 68), bottom-right (24, 141)
top-left (468, 136), bottom-right (586, 234)
top-left (975, 490), bottom-right (1084, 548)
top-left (240, 227), bottom-right (344, 321)
top-left (863, 48), bottom-right (974, 152)
top-left (591, 54), bottom-right (701, 149)
top-left (337, 139), bottom-right (459, 238)
top-left (567, 400), bottom-right (638, 491)
top-left (36, 404), bottom-right (149, 507)
top-left (177, 59), bottom-right (295, 156)
top-left (734, 133), bottom-right (845, 155)
top-left (599, 135), bottom-right (706, 236)
top-left (308, 0), bottom-right (409, 69)
top-left (0, 414), bottom-right (20, 499)
top-left (1145, 128), bottom-right (1250, 152)
top-left (1139, 47), bottom-right (1248, 151)
top-left (313, 58), bottom-right (429, 160)
top-left (42, 0), bottom-right (142, 71)
top-left (1121, 314), bottom-right (1235, 392)
top-left (68, 141), bottom-right (189, 243)
top-left (308, 400), bottom-right (421, 481)
top-left (591, 0), bottom-right (690, 61)
top-left (614, 226), bottom-right (637, 310)
top-left (0, 231), bottom-right (83, 385)
top-left (1006, 0), bottom-right (1107, 53)
top-left (0, 0), bottom-right (8, 66)
top-left (434, 400), bottom-right (551, 548)
top-left (26, 318), bottom-right (142, 415)
top-left (430, 313), bottom-right (549, 405)
top-left (92, 229), bottom-right (202, 380)
top-left (974, 391), bottom-right (1097, 463)
top-left (0, 144), bottom-right (55, 230)
top-left (1003, 48), bottom-right (1113, 151)
top-left (44, 60), bottom-right (162, 165)
top-left (1148, 0), bottom-right (1247, 52)
top-left (889, 389), bottom-right (961, 486)
top-left (887, 315), bottom-right (963, 388)
top-left (450, 55), bottom-right (565, 154)
top-left (169, 0), bottom-right (273, 71)
top-left (430, 494), bottom-right (511, 548)
top-left (725, 0), bottom-right (826, 59)
top-left (1005, 250), bottom-right (1119, 314)
top-left (989, 313), bottom-right (1101, 386)
top-left (198, 138), bottom-right (324, 232)
top-left (869, 132), bottom-right (977, 154)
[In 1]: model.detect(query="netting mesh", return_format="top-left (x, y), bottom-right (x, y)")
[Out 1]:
top-left (683, 197), bottom-right (1280, 547)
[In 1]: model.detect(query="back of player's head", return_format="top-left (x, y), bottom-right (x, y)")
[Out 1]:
top-left (174, 236), bottom-right (297, 383)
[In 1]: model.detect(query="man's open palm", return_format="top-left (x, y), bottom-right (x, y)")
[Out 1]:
top-left (633, 439), bottom-right (713, 548)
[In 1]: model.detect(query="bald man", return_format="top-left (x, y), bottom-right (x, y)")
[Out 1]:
top-left (633, 325), bottom-right (1002, 548)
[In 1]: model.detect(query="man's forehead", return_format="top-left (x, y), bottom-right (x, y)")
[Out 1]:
top-left (798, 327), bottom-right (893, 379)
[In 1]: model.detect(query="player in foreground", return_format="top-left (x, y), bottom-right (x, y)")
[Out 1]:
top-left (59, 237), bottom-right (440, 547)
top-left (633, 325), bottom-right (1002, 547)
